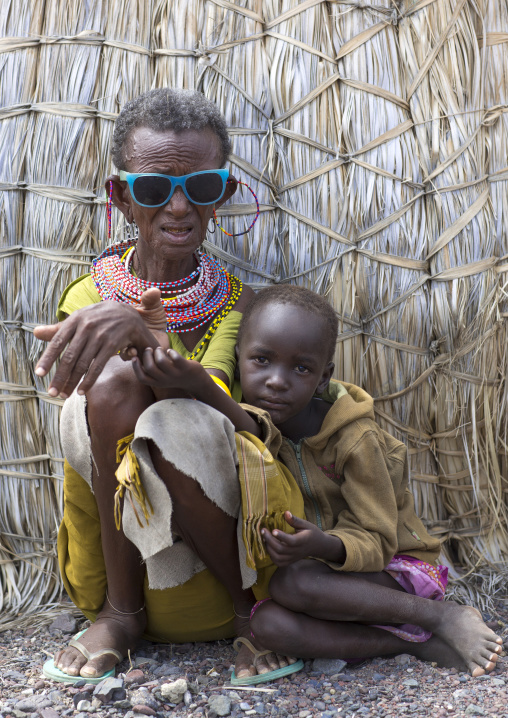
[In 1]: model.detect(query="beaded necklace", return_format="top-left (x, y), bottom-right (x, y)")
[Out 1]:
top-left (124, 244), bottom-right (201, 292)
top-left (91, 239), bottom-right (242, 338)
top-left (187, 274), bottom-right (242, 360)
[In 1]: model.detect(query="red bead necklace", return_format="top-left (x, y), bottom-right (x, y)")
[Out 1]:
top-left (91, 239), bottom-right (239, 333)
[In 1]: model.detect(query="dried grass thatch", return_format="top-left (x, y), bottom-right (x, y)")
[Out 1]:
top-left (1, 0), bottom-right (507, 626)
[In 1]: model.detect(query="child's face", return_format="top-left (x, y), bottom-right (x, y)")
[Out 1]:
top-left (237, 303), bottom-right (334, 426)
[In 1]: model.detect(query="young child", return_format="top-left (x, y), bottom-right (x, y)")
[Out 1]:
top-left (131, 285), bottom-right (503, 679)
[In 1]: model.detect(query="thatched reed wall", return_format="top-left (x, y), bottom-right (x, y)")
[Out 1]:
top-left (1, 0), bottom-right (507, 625)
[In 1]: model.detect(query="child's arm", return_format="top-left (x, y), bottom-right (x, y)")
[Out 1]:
top-left (262, 511), bottom-right (346, 566)
top-left (132, 346), bottom-right (262, 437)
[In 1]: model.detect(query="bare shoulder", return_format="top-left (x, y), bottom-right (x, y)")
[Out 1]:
top-left (233, 282), bottom-right (255, 313)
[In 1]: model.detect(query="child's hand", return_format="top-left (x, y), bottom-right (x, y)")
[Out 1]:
top-left (132, 346), bottom-right (205, 393)
top-left (262, 511), bottom-right (345, 566)
top-left (131, 347), bottom-right (259, 436)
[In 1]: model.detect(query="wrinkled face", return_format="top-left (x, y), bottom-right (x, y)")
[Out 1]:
top-left (118, 126), bottom-right (228, 262)
top-left (237, 303), bottom-right (333, 427)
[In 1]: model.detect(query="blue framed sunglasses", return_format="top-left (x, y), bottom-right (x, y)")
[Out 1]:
top-left (119, 169), bottom-right (230, 207)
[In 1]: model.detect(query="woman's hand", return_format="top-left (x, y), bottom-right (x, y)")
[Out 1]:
top-left (34, 301), bottom-right (159, 398)
top-left (132, 347), bottom-right (207, 394)
top-left (261, 511), bottom-right (346, 566)
top-left (134, 288), bottom-right (169, 350)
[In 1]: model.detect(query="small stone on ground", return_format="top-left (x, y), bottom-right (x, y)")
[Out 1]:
top-left (48, 613), bottom-right (78, 635)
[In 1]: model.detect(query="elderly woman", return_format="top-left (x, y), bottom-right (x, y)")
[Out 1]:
top-left (35, 89), bottom-right (296, 684)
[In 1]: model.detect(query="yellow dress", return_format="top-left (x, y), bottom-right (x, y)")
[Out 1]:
top-left (56, 273), bottom-right (303, 642)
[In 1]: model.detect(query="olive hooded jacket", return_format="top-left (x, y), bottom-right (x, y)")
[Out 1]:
top-left (244, 380), bottom-right (441, 572)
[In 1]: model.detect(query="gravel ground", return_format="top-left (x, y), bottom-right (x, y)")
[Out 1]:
top-left (1, 601), bottom-right (507, 718)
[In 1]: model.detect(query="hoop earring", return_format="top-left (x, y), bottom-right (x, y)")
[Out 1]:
top-left (107, 180), bottom-right (113, 241)
top-left (208, 216), bottom-right (216, 234)
top-left (213, 180), bottom-right (260, 237)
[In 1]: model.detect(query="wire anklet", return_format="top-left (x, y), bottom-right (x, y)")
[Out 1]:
top-left (233, 608), bottom-right (251, 620)
top-left (106, 592), bottom-right (145, 615)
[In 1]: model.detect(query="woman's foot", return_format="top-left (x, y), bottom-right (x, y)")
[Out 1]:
top-left (233, 613), bottom-right (297, 680)
top-left (54, 605), bottom-right (146, 678)
top-left (429, 603), bottom-right (503, 677)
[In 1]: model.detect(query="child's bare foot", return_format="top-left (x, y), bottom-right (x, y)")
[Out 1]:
top-left (54, 604), bottom-right (146, 678)
top-left (233, 614), bottom-right (297, 680)
top-left (410, 634), bottom-right (468, 671)
top-left (136, 288), bottom-right (168, 349)
top-left (431, 603), bottom-right (503, 676)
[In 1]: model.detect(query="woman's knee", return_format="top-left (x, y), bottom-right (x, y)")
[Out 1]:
top-left (87, 357), bottom-right (154, 440)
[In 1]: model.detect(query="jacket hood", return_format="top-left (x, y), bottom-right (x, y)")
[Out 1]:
top-left (306, 380), bottom-right (375, 451)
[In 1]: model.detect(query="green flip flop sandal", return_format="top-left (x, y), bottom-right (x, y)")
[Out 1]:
top-left (230, 636), bottom-right (304, 686)
top-left (42, 629), bottom-right (122, 684)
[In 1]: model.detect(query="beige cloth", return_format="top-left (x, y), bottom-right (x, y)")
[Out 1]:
top-left (60, 393), bottom-right (257, 590)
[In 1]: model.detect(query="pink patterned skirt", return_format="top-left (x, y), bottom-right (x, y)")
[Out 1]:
top-left (372, 554), bottom-right (448, 643)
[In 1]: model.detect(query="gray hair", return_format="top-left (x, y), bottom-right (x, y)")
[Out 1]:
top-left (111, 88), bottom-right (232, 169)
